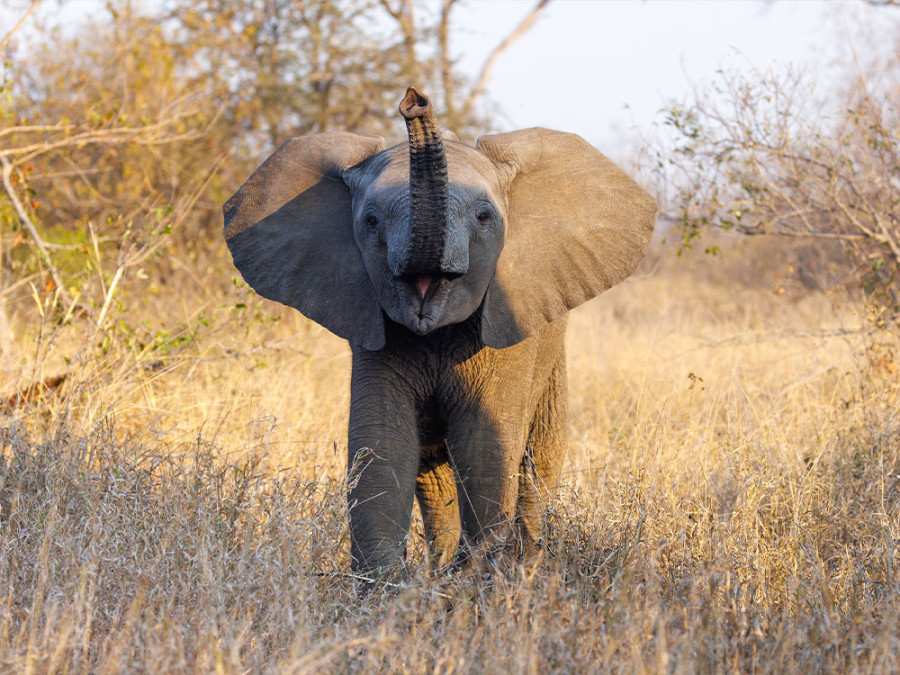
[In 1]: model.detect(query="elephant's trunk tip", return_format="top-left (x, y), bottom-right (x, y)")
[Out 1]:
top-left (400, 87), bottom-right (431, 120)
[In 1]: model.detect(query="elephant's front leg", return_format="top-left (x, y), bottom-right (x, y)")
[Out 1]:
top-left (347, 356), bottom-right (419, 577)
top-left (446, 332), bottom-right (553, 559)
top-left (416, 443), bottom-right (461, 568)
top-left (448, 390), bottom-right (529, 557)
top-left (449, 414), bottom-right (523, 556)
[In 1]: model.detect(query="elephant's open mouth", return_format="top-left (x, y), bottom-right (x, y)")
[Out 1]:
top-left (401, 274), bottom-right (458, 304)
top-left (412, 274), bottom-right (436, 300)
top-left (398, 274), bottom-right (457, 334)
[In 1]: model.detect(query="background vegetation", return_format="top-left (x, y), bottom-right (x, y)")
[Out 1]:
top-left (1, 1), bottom-right (898, 672)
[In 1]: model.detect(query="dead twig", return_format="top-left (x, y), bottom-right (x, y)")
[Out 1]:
top-left (459, 0), bottom-right (552, 123)
top-left (0, 0), bottom-right (41, 55)
top-left (438, 0), bottom-right (459, 119)
top-left (0, 152), bottom-right (70, 309)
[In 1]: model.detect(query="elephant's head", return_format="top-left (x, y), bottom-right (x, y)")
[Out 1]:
top-left (223, 88), bottom-right (656, 351)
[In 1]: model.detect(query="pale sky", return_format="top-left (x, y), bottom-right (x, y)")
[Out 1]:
top-left (450, 0), bottom-right (891, 148)
top-left (1, 0), bottom-right (893, 151)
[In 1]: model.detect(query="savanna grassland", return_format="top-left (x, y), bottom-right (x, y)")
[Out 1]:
top-left (2, 236), bottom-right (897, 673)
top-left (3, 2), bottom-right (900, 672)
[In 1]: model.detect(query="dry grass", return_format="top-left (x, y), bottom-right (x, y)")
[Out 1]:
top-left (1, 239), bottom-right (898, 673)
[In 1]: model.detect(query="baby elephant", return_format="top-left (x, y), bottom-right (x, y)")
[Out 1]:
top-left (224, 88), bottom-right (656, 577)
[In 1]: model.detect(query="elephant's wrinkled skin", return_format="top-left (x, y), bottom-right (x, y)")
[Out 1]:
top-left (223, 88), bottom-right (656, 577)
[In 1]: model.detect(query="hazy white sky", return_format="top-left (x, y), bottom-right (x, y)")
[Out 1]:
top-left (450, 0), bottom-right (890, 148)
top-left (1, 0), bottom-right (893, 150)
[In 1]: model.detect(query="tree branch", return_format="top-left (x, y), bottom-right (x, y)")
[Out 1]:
top-left (460, 0), bottom-right (552, 122)
top-left (377, 0), bottom-right (403, 23)
top-left (739, 226), bottom-right (868, 241)
top-left (439, 0), bottom-right (458, 121)
top-left (0, 152), bottom-right (69, 308)
top-left (379, 0), bottom-right (420, 84)
top-left (0, 0), bottom-right (41, 55)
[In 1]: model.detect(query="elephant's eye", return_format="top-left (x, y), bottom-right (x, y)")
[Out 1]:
top-left (476, 207), bottom-right (494, 224)
top-left (364, 213), bottom-right (379, 231)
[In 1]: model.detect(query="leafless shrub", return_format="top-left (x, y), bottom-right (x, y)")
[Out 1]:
top-left (657, 53), bottom-right (900, 326)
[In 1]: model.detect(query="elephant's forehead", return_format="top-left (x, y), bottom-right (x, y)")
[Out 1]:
top-left (372, 142), bottom-right (503, 195)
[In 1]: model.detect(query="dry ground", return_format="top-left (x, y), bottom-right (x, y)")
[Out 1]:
top-left (1, 238), bottom-right (898, 673)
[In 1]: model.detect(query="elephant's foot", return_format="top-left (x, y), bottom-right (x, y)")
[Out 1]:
top-left (351, 561), bottom-right (412, 596)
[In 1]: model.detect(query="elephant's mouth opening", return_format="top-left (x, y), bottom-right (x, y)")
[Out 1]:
top-left (414, 275), bottom-right (433, 300)
top-left (400, 273), bottom-right (461, 303)
top-left (395, 273), bottom-right (461, 335)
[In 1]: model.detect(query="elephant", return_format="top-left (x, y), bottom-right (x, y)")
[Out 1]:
top-left (223, 87), bottom-right (656, 579)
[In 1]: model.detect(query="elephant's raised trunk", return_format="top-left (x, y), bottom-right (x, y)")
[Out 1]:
top-left (398, 87), bottom-right (449, 277)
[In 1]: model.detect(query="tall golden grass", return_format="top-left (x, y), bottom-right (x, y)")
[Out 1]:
top-left (1, 238), bottom-right (897, 672)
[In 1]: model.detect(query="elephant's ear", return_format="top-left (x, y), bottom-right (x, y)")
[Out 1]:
top-left (475, 128), bottom-right (657, 349)
top-left (223, 132), bottom-right (387, 351)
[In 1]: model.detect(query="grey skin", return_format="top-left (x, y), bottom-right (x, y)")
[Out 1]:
top-left (223, 88), bottom-right (656, 576)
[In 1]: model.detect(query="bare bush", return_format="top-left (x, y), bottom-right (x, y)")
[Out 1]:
top-left (658, 53), bottom-right (900, 325)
